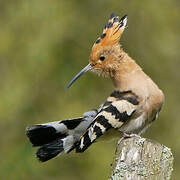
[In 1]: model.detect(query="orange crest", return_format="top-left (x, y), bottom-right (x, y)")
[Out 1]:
top-left (93, 13), bottom-right (127, 48)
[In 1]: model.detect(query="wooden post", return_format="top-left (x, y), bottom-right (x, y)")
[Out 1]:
top-left (110, 137), bottom-right (173, 180)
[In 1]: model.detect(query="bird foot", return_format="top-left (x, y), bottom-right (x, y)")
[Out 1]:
top-left (117, 133), bottom-right (141, 147)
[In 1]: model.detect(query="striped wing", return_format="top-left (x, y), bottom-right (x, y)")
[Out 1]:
top-left (76, 95), bottom-right (138, 152)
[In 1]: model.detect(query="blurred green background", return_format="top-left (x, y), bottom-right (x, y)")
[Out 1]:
top-left (0, 0), bottom-right (179, 179)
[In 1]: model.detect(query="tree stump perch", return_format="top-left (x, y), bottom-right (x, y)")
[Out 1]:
top-left (110, 137), bottom-right (173, 180)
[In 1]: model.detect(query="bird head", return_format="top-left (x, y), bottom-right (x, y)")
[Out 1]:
top-left (66, 13), bottom-right (127, 89)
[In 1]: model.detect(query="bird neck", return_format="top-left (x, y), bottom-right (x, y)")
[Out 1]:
top-left (111, 52), bottom-right (143, 93)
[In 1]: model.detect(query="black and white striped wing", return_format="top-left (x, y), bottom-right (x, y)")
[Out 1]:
top-left (76, 99), bottom-right (137, 152)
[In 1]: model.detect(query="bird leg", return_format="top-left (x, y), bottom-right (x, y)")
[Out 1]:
top-left (116, 133), bottom-right (141, 148)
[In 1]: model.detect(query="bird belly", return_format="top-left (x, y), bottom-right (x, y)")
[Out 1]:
top-left (98, 128), bottom-right (121, 142)
top-left (119, 113), bottom-right (148, 134)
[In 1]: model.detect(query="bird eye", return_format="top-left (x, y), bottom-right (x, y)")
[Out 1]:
top-left (100, 55), bottom-right (105, 61)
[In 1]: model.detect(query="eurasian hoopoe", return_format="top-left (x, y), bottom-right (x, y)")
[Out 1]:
top-left (26, 13), bottom-right (164, 162)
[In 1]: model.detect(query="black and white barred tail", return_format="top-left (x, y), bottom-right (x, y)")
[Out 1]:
top-left (26, 110), bottom-right (98, 162)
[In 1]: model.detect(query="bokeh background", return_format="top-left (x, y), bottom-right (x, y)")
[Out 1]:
top-left (0, 0), bottom-right (179, 179)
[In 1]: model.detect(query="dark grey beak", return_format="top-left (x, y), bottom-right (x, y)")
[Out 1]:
top-left (66, 63), bottom-right (92, 89)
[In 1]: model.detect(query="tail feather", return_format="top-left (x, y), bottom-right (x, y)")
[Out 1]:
top-left (36, 136), bottom-right (74, 162)
top-left (36, 139), bottom-right (64, 162)
top-left (26, 110), bottom-right (99, 161)
top-left (26, 118), bottom-right (84, 147)
top-left (26, 125), bottom-right (67, 146)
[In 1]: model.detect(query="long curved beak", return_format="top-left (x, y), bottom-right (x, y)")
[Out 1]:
top-left (66, 63), bottom-right (92, 89)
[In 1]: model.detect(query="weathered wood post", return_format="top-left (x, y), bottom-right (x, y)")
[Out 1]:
top-left (110, 137), bottom-right (173, 180)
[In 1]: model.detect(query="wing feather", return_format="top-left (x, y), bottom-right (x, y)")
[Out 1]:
top-left (76, 99), bottom-right (137, 152)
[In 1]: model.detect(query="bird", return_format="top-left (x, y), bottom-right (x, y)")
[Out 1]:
top-left (26, 13), bottom-right (164, 162)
